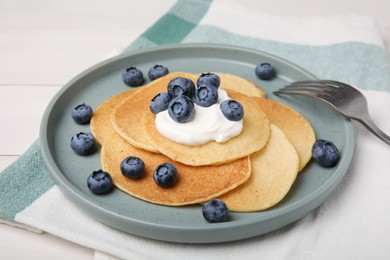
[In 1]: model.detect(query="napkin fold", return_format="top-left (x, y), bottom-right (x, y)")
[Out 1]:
top-left (1, 0), bottom-right (390, 259)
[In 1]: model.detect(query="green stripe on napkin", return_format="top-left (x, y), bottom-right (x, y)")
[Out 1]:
top-left (124, 0), bottom-right (212, 52)
top-left (0, 141), bottom-right (53, 220)
top-left (142, 14), bottom-right (195, 44)
top-left (183, 25), bottom-right (390, 92)
top-left (127, 0), bottom-right (390, 92)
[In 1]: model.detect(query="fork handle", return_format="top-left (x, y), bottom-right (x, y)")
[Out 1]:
top-left (352, 113), bottom-right (390, 145)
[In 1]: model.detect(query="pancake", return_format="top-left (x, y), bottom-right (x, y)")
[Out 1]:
top-left (90, 88), bottom-right (139, 146)
top-left (101, 133), bottom-right (251, 206)
top-left (112, 72), bottom-right (267, 154)
top-left (144, 90), bottom-right (270, 166)
top-left (217, 72), bottom-right (266, 98)
top-left (218, 124), bottom-right (299, 212)
top-left (112, 72), bottom-right (197, 152)
top-left (256, 98), bottom-right (316, 171)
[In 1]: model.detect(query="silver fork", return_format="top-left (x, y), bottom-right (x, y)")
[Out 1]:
top-left (274, 80), bottom-right (390, 145)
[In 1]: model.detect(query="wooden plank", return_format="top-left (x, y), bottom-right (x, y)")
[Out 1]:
top-left (0, 85), bottom-right (61, 155)
top-left (0, 156), bottom-right (18, 172)
top-left (0, 223), bottom-right (93, 260)
top-left (0, 0), bottom-right (176, 85)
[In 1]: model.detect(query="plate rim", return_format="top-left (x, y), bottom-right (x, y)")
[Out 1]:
top-left (39, 43), bottom-right (355, 243)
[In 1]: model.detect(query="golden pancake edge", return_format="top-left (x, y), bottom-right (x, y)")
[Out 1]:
top-left (101, 132), bottom-right (252, 206)
top-left (218, 124), bottom-right (299, 211)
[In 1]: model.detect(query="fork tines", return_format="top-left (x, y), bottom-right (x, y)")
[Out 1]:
top-left (273, 80), bottom-right (341, 97)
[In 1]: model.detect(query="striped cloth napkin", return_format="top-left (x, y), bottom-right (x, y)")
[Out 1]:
top-left (1, 0), bottom-right (390, 259)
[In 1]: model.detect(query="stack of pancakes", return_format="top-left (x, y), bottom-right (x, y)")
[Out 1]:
top-left (91, 72), bottom-right (315, 212)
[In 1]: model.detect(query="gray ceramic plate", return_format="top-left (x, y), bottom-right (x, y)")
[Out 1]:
top-left (40, 44), bottom-right (354, 243)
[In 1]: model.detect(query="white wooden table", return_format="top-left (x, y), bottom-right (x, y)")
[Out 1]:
top-left (1, 0), bottom-right (390, 258)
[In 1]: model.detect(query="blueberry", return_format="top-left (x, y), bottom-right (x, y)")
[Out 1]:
top-left (312, 139), bottom-right (340, 167)
top-left (194, 83), bottom-right (219, 107)
top-left (168, 96), bottom-right (195, 123)
top-left (122, 67), bottom-right (144, 86)
top-left (202, 199), bottom-right (230, 223)
top-left (148, 65), bottom-right (169, 80)
top-left (71, 103), bottom-right (93, 124)
top-left (87, 169), bottom-right (113, 194)
top-left (197, 73), bottom-right (220, 88)
top-left (150, 92), bottom-right (171, 114)
top-left (70, 132), bottom-right (97, 155)
top-left (220, 99), bottom-right (244, 121)
top-left (167, 77), bottom-right (195, 98)
top-left (255, 63), bottom-right (276, 80)
top-left (153, 162), bottom-right (178, 188)
top-left (120, 156), bottom-right (145, 179)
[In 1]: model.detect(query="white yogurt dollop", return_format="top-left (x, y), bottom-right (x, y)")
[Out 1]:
top-left (155, 88), bottom-right (243, 145)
